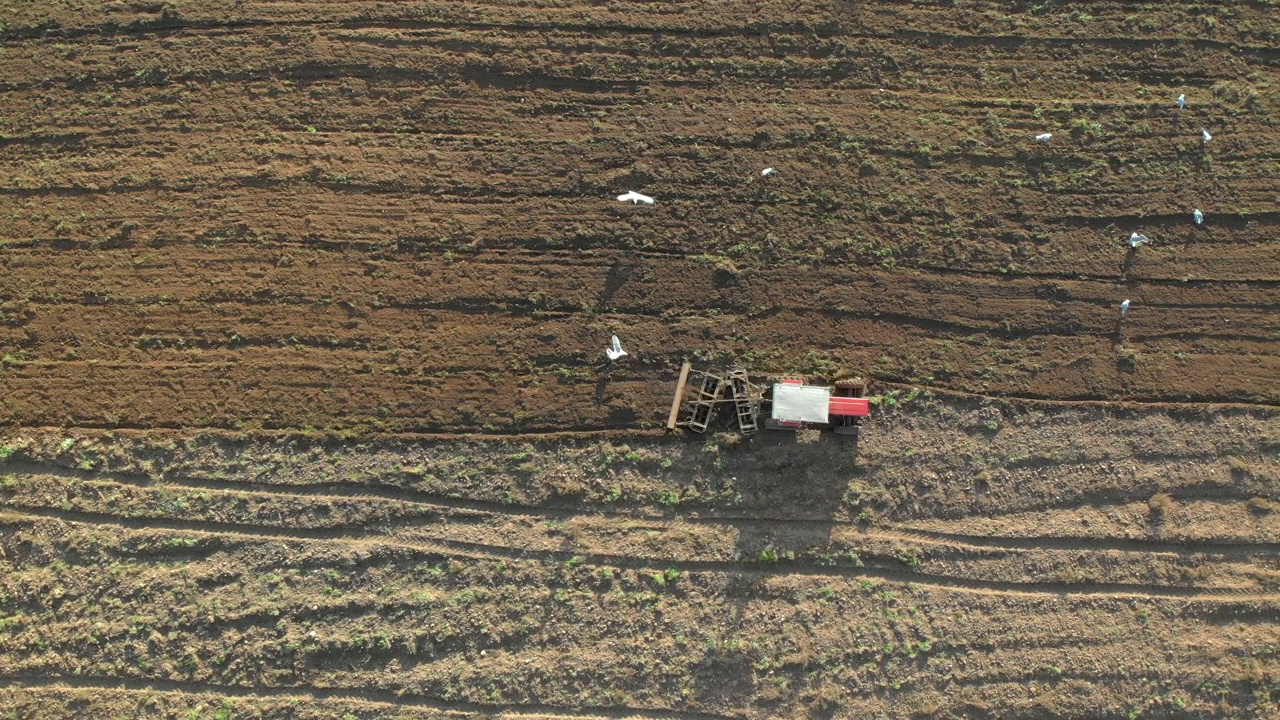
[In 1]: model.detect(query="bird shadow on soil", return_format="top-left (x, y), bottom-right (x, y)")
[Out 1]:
top-left (599, 259), bottom-right (634, 309)
top-left (1119, 246), bottom-right (1139, 277)
top-left (1112, 320), bottom-right (1137, 373)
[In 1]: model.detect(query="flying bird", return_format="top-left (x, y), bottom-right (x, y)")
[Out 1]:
top-left (605, 335), bottom-right (628, 361)
top-left (1120, 299), bottom-right (1130, 316)
top-left (1177, 94), bottom-right (1186, 110)
top-left (761, 167), bottom-right (777, 177)
top-left (1193, 209), bottom-right (1203, 225)
top-left (1128, 233), bottom-right (1150, 248)
top-left (1201, 128), bottom-right (1212, 143)
top-left (616, 191), bottom-right (655, 205)
top-left (1034, 133), bottom-right (1052, 142)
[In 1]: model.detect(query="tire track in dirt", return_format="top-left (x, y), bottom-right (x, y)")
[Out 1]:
top-left (885, 28), bottom-right (1280, 57)
top-left (877, 526), bottom-right (1280, 557)
top-left (8, 248), bottom-right (1277, 317)
top-left (9, 12), bottom-right (1278, 56)
top-left (4, 238), bottom-right (1276, 288)
top-left (0, 15), bottom-right (844, 45)
top-left (9, 460), bottom-right (1280, 557)
top-left (4, 126), bottom-right (1278, 221)
top-left (5, 303), bottom-right (1275, 359)
top-left (995, 484), bottom-right (1279, 521)
top-left (1, 344), bottom-right (1269, 433)
top-left (6, 245), bottom-right (1279, 295)
top-left (906, 263), bottom-right (1280, 290)
top-left (4, 61), bottom-right (1276, 174)
top-left (3, 506), bottom-right (1276, 602)
top-left (0, 59), bottom-right (783, 95)
top-left (0, 676), bottom-right (727, 720)
top-left (871, 381), bottom-right (1280, 410)
top-left (10, 521), bottom-right (1279, 631)
top-left (6, 296), bottom-right (1274, 347)
top-left (2, 172), bottom-right (1274, 284)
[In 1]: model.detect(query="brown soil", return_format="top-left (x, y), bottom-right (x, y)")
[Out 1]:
top-left (1, 1), bottom-right (1278, 432)
top-left (1, 1), bottom-right (1278, 718)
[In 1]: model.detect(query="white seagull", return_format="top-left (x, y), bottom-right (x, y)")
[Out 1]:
top-left (1193, 209), bottom-right (1203, 225)
top-left (1034, 133), bottom-right (1053, 142)
top-left (1128, 233), bottom-right (1150, 248)
top-left (1120, 299), bottom-right (1130, 316)
top-left (761, 167), bottom-right (777, 177)
top-left (1177, 94), bottom-right (1186, 110)
top-left (1201, 128), bottom-right (1212, 143)
top-left (605, 335), bottom-right (628, 361)
top-left (616, 191), bottom-right (655, 205)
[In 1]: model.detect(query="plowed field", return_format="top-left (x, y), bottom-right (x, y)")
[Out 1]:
top-left (1, 1), bottom-right (1278, 719)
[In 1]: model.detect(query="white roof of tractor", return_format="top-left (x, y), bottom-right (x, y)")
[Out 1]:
top-left (770, 383), bottom-right (831, 424)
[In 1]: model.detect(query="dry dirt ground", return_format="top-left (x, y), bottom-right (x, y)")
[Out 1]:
top-left (0, 0), bottom-right (1278, 718)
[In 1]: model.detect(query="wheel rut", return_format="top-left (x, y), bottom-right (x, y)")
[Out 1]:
top-left (8, 460), bottom-right (1279, 557)
top-left (3, 507), bottom-right (1277, 602)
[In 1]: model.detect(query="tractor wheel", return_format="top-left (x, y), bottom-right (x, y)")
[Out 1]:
top-left (834, 377), bottom-right (865, 389)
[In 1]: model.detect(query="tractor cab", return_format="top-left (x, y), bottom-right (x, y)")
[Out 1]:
top-left (763, 377), bottom-right (869, 434)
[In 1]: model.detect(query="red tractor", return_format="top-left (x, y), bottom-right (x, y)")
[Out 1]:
top-left (666, 362), bottom-right (869, 437)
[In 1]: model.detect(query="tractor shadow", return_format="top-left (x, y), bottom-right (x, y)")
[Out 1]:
top-left (676, 427), bottom-right (864, 564)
